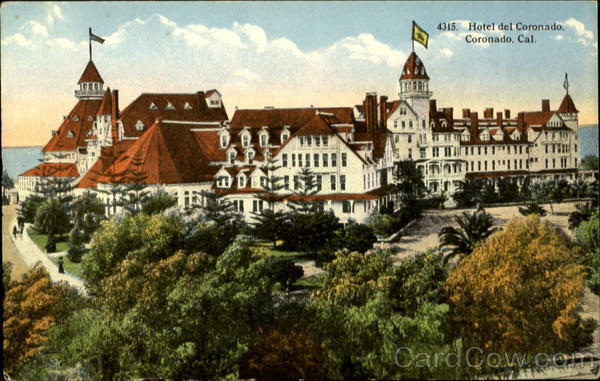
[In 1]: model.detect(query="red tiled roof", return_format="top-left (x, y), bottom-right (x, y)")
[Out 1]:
top-left (230, 107), bottom-right (354, 131)
top-left (20, 162), bottom-right (78, 178)
top-left (78, 60), bottom-right (104, 84)
top-left (43, 99), bottom-right (103, 152)
top-left (294, 113), bottom-right (339, 136)
top-left (557, 94), bottom-right (578, 113)
top-left (117, 92), bottom-right (228, 138)
top-left (400, 52), bottom-right (429, 80)
top-left (97, 88), bottom-right (112, 116)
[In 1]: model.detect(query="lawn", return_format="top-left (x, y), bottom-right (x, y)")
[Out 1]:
top-left (252, 241), bottom-right (308, 260)
top-left (50, 256), bottom-right (84, 279)
top-left (27, 227), bottom-right (69, 253)
top-left (295, 273), bottom-right (326, 290)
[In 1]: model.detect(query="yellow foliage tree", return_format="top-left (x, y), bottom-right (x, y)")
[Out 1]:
top-left (3, 265), bottom-right (83, 372)
top-left (445, 215), bottom-right (595, 365)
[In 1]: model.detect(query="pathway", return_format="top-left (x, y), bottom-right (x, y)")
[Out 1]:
top-left (5, 206), bottom-right (86, 293)
top-left (2, 205), bottom-right (29, 280)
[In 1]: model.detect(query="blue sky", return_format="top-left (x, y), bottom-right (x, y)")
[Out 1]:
top-left (1, 1), bottom-right (597, 146)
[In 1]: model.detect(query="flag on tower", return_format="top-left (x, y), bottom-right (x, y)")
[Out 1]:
top-left (89, 29), bottom-right (105, 44)
top-left (412, 21), bottom-right (429, 49)
top-left (563, 73), bottom-right (569, 93)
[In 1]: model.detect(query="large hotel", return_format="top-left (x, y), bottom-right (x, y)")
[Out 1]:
top-left (18, 50), bottom-right (582, 223)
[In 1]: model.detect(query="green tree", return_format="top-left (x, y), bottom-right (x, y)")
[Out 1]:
top-left (283, 210), bottom-right (340, 254)
top-left (252, 209), bottom-right (290, 247)
top-left (548, 179), bottom-right (569, 213)
top-left (569, 202), bottom-right (594, 230)
top-left (394, 160), bottom-right (426, 219)
top-left (570, 177), bottom-right (589, 199)
top-left (580, 154), bottom-right (599, 170)
top-left (575, 213), bottom-right (600, 295)
top-left (264, 257), bottom-right (304, 291)
top-left (18, 194), bottom-right (45, 223)
top-left (34, 197), bottom-right (72, 252)
top-left (453, 178), bottom-right (484, 207)
top-left (496, 177), bottom-right (519, 202)
top-left (319, 222), bottom-right (377, 264)
top-left (445, 216), bottom-right (596, 373)
top-left (518, 202), bottom-right (547, 217)
top-left (288, 167), bottom-right (319, 214)
top-left (481, 180), bottom-right (498, 204)
top-left (119, 152), bottom-right (150, 214)
top-left (141, 189), bottom-right (177, 215)
top-left (438, 209), bottom-right (497, 264)
top-left (2, 169), bottom-right (14, 188)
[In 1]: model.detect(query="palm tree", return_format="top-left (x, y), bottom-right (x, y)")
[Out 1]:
top-left (568, 202), bottom-right (594, 230)
top-left (141, 189), bottom-right (177, 215)
top-left (570, 178), bottom-right (589, 200)
top-left (453, 178), bottom-right (484, 207)
top-left (518, 202), bottom-right (547, 217)
top-left (34, 198), bottom-right (71, 252)
top-left (439, 209), bottom-right (497, 264)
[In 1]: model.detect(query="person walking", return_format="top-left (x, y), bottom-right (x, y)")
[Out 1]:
top-left (12, 226), bottom-right (17, 239)
top-left (58, 257), bottom-right (65, 274)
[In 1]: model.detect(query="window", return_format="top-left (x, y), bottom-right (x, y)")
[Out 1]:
top-left (307, 136), bottom-right (312, 146)
top-left (211, 100), bottom-right (220, 106)
top-left (323, 153), bottom-right (328, 167)
top-left (220, 135), bottom-right (228, 148)
top-left (341, 153), bottom-right (347, 167)
top-left (408, 148), bottom-right (412, 159)
top-left (300, 137), bottom-right (305, 146)
top-left (330, 175), bottom-right (336, 190)
top-left (305, 153), bottom-right (310, 167)
top-left (166, 102), bottom-right (175, 110)
top-left (228, 151), bottom-right (235, 164)
top-left (315, 136), bottom-right (321, 147)
top-left (484, 147), bottom-right (488, 155)
top-left (316, 175), bottom-right (322, 191)
top-left (409, 120), bottom-right (413, 128)
top-left (420, 148), bottom-right (426, 158)
top-left (284, 176), bottom-right (290, 190)
top-left (239, 176), bottom-right (246, 188)
top-left (260, 176), bottom-right (267, 188)
top-left (252, 200), bottom-right (264, 213)
top-left (342, 200), bottom-right (352, 213)
top-left (149, 102), bottom-right (158, 110)
top-left (247, 151), bottom-right (254, 164)
top-left (242, 134), bottom-right (250, 147)
top-left (332, 153), bottom-right (337, 167)
top-left (402, 121), bottom-right (406, 128)
top-left (184, 102), bottom-right (192, 110)
top-left (340, 175), bottom-right (346, 190)
top-left (394, 121), bottom-right (398, 128)
top-left (282, 154), bottom-right (288, 167)
top-left (67, 131), bottom-right (74, 138)
top-left (294, 175), bottom-right (299, 190)
top-left (298, 154), bottom-right (303, 167)
top-left (314, 153), bottom-right (319, 167)
top-left (260, 134), bottom-right (267, 147)
top-left (322, 136), bottom-right (328, 146)
top-left (292, 154), bottom-right (296, 167)
top-left (281, 133), bottom-right (289, 142)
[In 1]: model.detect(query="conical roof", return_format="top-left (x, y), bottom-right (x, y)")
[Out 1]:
top-left (400, 52), bottom-right (429, 80)
top-left (557, 94), bottom-right (578, 113)
top-left (78, 60), bottom-right (104, 84)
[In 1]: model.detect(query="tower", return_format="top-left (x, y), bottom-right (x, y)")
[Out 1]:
top-left (556, 77), bottom-right (579, 168)
top-left (398, 52), bottom-right (432, 120)
top-left (75, 60), bottom-right (104, 100)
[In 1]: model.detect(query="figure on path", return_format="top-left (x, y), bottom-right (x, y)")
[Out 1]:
top-left (58, 257), bottom-right (65, 274)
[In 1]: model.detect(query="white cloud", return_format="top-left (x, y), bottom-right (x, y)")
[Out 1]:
top-left (553, 34), bottom-right (564, 41)
top-left (439, 48), bottom-right (454, 57)
top-left (232, 68), bottom-right (261, 81)
top-left (21, 21), bottom-right (49, 37)
top-left (235, 22), bottom-right (267, 52)
top-left (1, 33), bottom-right (33, 47)
top-left (46, 37), bottom-right (77, 50)
top-left (328, 33), bottom-right (404, 67)
top-left (46, 4), bottom-right (64, 25)
top-left (563, 18), bottom-right (594, 40)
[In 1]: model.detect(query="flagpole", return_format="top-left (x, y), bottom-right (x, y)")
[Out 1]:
top-left (89, 27), bottom-right (92, 61)
top-left (412, 21), bottom-right (415, 52)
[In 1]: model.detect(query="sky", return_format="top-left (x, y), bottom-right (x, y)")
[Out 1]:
top-left (1, 1), bottom-right (598, 147)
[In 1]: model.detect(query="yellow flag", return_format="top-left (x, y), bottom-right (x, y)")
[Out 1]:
top-left (412, 21), bottom-right (429, 49)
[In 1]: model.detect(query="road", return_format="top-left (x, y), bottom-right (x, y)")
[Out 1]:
top-left (2, 205), bottom-right (29, 280)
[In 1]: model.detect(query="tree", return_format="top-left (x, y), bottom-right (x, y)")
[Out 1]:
top-left (34, 197), bottom-right (72, 252)
top-left (288, 167), bottom-right (319, 214)
top-left (453, 178), bottom-right (484, 208)
top-left (496, 177), bottom-right (519, 202)
top-left (3, 265), bottom-right (84, 373)
top-left (239, 321), bottom-right (329, 380)
top-left (445, 215), bottom-right (595, 370)
top-left (18, 194), bottom-right (45, 223)
top-left (67, 219), bottom-right (87, 262)
top-left (576, 213), bottom-right (600, 295)
top-left (72, 191), bottom-right (105, 241)
top-left (119, 152), bottom-right (151, 214)
top-left (481, 180), bottom-right (498, 204)
top-left (252, 209), bottom-right (290, 247)
top-left (310, 249), bottom-right (460, 379)
top-left (282, 210), bottom-right (340, 253)
top-left (3, 261), bottom-right (13, 292)
top-left (264, 257), bottom-right (304, 291)
top-left (569, 202), bottom-right (594, 230)
top-left (518, 202), bottom-right (547, 217)
top-left (548, 179), bottom-right (569, 213)
top-left (580, 154), bottom-right (599, 170)
top-left (319, 222), bottom-right (377, 264)
top-left (570, 177), bottom-right (589, 199)
top-left (141, 189), bottom-right (177, 215)
top-left (438, 209), bottom-right (497, 264)
top-left (394, 160), bottom-right (427, 219)
top-left (2, 169), bottom-right (14, 188)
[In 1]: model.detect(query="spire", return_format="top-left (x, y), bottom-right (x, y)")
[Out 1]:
top-left (78, 60), bottom-right (104, 84)
top-left (400, 52), bottom-right (429, 80)
top-left (558, 93), bottom-right (578, 113)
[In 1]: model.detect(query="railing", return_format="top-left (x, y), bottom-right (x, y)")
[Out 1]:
top-left (74, 88), bottom-right (104, 98)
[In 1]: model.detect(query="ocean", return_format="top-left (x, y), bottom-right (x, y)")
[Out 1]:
top-left (1, 125), bottom-right (598, 180)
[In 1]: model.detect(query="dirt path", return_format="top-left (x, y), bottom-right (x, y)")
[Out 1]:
top-left (2, 205), bottom-right (29, 280)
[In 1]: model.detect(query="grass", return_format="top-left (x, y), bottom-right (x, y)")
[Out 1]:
top-left (50, 256), bottom-right (84, 279)
top-left (27, 227), bottom-right (69, 253)
top-left (295, 273), bottom-right (326, 290)
top-left (252, 240), bottom-right (308, 260)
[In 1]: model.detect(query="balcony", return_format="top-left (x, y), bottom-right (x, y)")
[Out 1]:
top-left (75, 88), bottom-right (104, 99)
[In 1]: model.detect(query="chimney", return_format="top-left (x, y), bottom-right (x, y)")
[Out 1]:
top-left (379, 95), bottom-right (388, 129)
top-left (504, 109), bottom-right (511, 119)
top-left (429, 99), bottom-right (437, 116)
top-left (542, 99), bottom-right (550, 112)
top-left (111, 89), bottom-right (119, 120)
top-left (197, 91), bottom-right (206, 112)
top-left (517, 112), bottom-right (525, 130)
top-left (484, 107), bottom-right (493, 119)
top-left (462, 108), bottom-right (471, 118)
top-left (364, 93), bottom-right (378, 139)
top-left (443, 107), bottom-right (453, 120)
top-left (496, 112), bottom-right (503, 127)
top-left (470, 111), bottom-right (479, 134)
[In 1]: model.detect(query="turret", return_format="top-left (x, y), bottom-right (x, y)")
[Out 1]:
top-left (75, 60), bottom-right (104, 100)
top-left (399, 52), bottom-right (432, 120)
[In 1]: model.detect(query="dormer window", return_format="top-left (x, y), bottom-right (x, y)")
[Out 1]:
top-left (149, 102), bottom-right (158, 110)
top-left (136, 120), bottom-right (145, 131)
top-left (242, 133), bottom-right (250, 147)
top-left (184, 102), bottom-right (192, 110)
top-left (281, 126), bottom-right (291, 143)
top-left (217, 176), bottom-right (230, 188)
top-left (260, 133), bottom-right (268, 147)
top-left (442, 120), bottom-right (448, 128)
top-left (228, 151), bottom-right (236, 164)
top-left (67, 131), bottom-right (74, 138)
top-left (247, 151), bottom-right (254, 164)
top-left (238, 175), bottom-right (246, 188)
top-left (73, 116), bottom-right (80, 121)
top-left (220, 135), bottom-right (228, 148)
top-left (166, 102), bottom-right (175, 110)
top-left (88, 116), bottom-right (93, 121)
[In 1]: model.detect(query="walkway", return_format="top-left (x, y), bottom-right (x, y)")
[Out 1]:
top-left (6, 206), bottom-right (86, 293)
top-left (2, 205), bottom-right (29, 280)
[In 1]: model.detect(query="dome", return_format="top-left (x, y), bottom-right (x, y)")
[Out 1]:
top-left (399, 52), bottom-right (429, 80)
